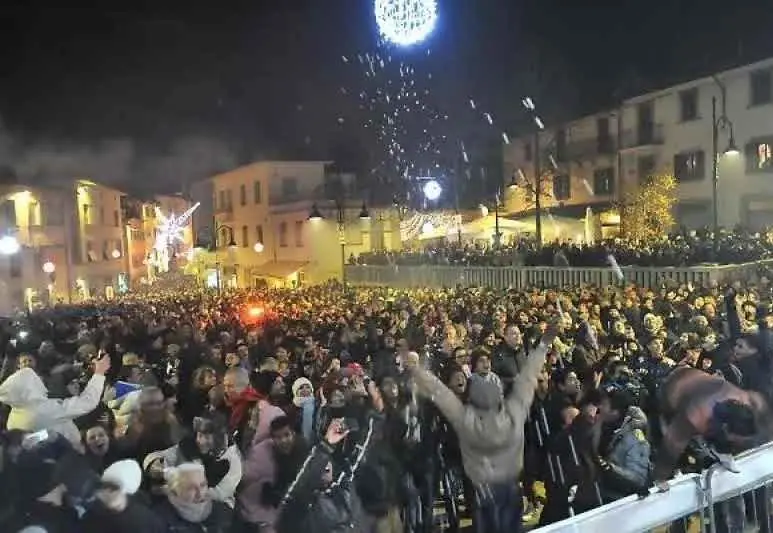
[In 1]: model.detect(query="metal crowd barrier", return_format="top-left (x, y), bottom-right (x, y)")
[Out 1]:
top-left (533, 442), bottom-right (773, 533)
top-left (345, 260), bottom-right (773, 290)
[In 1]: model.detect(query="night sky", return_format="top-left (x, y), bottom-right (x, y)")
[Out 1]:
top-left (0, 0), bottom-right (771, 198)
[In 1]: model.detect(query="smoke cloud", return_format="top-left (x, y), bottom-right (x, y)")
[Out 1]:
top-left (0, 118), bottom-right (239, 192)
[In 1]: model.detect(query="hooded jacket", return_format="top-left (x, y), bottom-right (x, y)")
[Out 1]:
top-left (409, 341), bottom-right (549, 487)
top-left (0, 367), bottom-right (105, 447)
top-left (599, 406), bottom-right (651, 501)
top-left (143, 441), bottom-right (242, 508)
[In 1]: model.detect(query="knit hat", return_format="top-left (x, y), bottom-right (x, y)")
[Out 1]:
top-left (466, 374), bottom-right (503, 410)
top-left (102, 460), bottom-right (142, 495)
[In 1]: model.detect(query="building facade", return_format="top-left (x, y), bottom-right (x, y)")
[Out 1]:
top-left (0, 179), bottom-right (130, 312)
top-left (503, 56), bottom-right (773, 233)
top-left (71, 180), bottom-right (129, 300)
top-left (0, 185), bottom-right (73, 312)
top-left (197, 161), bottom-right (400, 288)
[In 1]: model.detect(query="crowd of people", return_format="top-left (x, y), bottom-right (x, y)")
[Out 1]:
top-left (0, 274), bottom-right (770, 533)
top-left (354, 229), bottom-right (773, 267)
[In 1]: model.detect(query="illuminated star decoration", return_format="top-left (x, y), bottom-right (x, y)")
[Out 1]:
top-left (374, 0), bottom-right (438, 47)
top-left (152, 202), bottom-right (200, 273)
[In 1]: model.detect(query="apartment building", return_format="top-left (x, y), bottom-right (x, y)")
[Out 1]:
top-left (0, 184), bottom-right (73, 311)
top-left (199, 161), bottom-right (400, 287)
top-left (0, 179), bottom-right (129, 312)
top-left (71, 180), bottom-right (128, 299)
top-left (503, 56), bottom-right (773, 232)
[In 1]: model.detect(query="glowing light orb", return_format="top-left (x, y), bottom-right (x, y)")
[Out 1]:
top-left (374, 0), bottom-right (438, 46)
top-left (111, 249), bottom-right (121, 259)
top-left (0, 235), bottom-right (20, 255)
top-left (42, 261), bottom-right (56, 274)
top-left (421, 221), bottom-right (434, 235)
top-left (422, 180), bottom-right (442, 201)
top-left (253, 242), bottom-right (265, 253)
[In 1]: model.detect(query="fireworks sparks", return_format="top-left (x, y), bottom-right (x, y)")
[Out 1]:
top-left (316, 3), bottom-right (527, 205)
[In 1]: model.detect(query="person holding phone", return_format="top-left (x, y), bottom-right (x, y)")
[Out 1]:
top-left (275, 418), bottom-right (359, 533)
top-left (0, 353), bottom-right (110, 448)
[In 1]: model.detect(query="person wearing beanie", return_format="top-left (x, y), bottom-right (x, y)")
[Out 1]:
top-left (290, 377), bottom-right (316, 443)
top-left (82, 460), bottom-right (165, 533)
top-left (404, 320), bottom-right (559, 533)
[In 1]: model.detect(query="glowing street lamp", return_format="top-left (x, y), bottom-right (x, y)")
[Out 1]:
top-left (422, 180), bottom-right (442, 201)
top-left (0, 235), bottom-right (20, 255)
top-left (308, 204), bottom-right (323, 221)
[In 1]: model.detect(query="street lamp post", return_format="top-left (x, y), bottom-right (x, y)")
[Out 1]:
top-left (711, 78), bottom-right (739, 257)
top-left (195, 215), bottom-right (236, 295)
top-left (309, 201), bottom-right (369, 289)
top-left (42, 261), bottom-right (56, 304)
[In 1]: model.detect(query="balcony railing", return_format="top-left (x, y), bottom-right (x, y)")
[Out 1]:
top-left (619, 124), bottom-right (665, 150)
top-left (214, 206), bottom-right (234, 222)
top-left (345, 260), bottom-right (773, 290)
top-left (561, 138), bottom-right (617, 161)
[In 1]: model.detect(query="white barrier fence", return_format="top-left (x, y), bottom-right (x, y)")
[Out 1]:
top-left (534, 442), bottom-right (773, 533)
top-left (346, 260), bottom-right (773, 290)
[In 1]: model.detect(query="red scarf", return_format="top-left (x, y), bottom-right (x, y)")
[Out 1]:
top-left (225, 386), bottom-right (263, 430)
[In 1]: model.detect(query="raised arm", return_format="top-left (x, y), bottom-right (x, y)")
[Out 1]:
top-left (405, 352), bottom-right (465, 426)
top-left (505, 321), bottom-right (559, 423)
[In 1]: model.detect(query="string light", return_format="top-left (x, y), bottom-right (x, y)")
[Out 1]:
top-left (400, 212), bottom-right (459, 241)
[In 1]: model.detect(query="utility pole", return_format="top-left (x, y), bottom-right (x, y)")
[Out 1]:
top-left (711, 96), bottom-right (719, 257)
top-left (534, 130), bottom-right (543, 246)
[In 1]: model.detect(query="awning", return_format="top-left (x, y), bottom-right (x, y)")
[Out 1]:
top-left (250, 261), bottom-right (307, 279)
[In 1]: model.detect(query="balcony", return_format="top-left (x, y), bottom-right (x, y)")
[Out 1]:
top-left (215, 205), bottom-right (234, 222)
top-left (619, 124), bottom-right (665, 150)
top-left (562, 138), bottom-right (618, 162)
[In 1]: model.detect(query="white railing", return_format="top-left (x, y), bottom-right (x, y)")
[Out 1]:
top-left (346, 260), bottom-right (773, 289)
top-left (533, 442), bottom-right (773, 533)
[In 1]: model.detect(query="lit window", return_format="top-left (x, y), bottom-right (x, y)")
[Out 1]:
top-left (758, 143), bottom-right (772, 169)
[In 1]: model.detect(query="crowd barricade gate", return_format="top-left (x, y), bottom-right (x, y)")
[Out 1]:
top-left (345, 260), bottom-right (773, 290)
top-left (532, 442), bottom-right (773, 533)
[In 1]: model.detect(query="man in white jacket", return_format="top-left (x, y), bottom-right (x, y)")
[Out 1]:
top-left (0, 355), bottom-right (110, 447)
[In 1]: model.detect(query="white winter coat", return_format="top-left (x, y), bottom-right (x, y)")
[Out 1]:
top-left (0, 367), bottom-right (105, 446)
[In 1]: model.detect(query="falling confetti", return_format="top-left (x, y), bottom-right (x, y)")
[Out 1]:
top-left (607, 254), bottom-right (624, 281)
